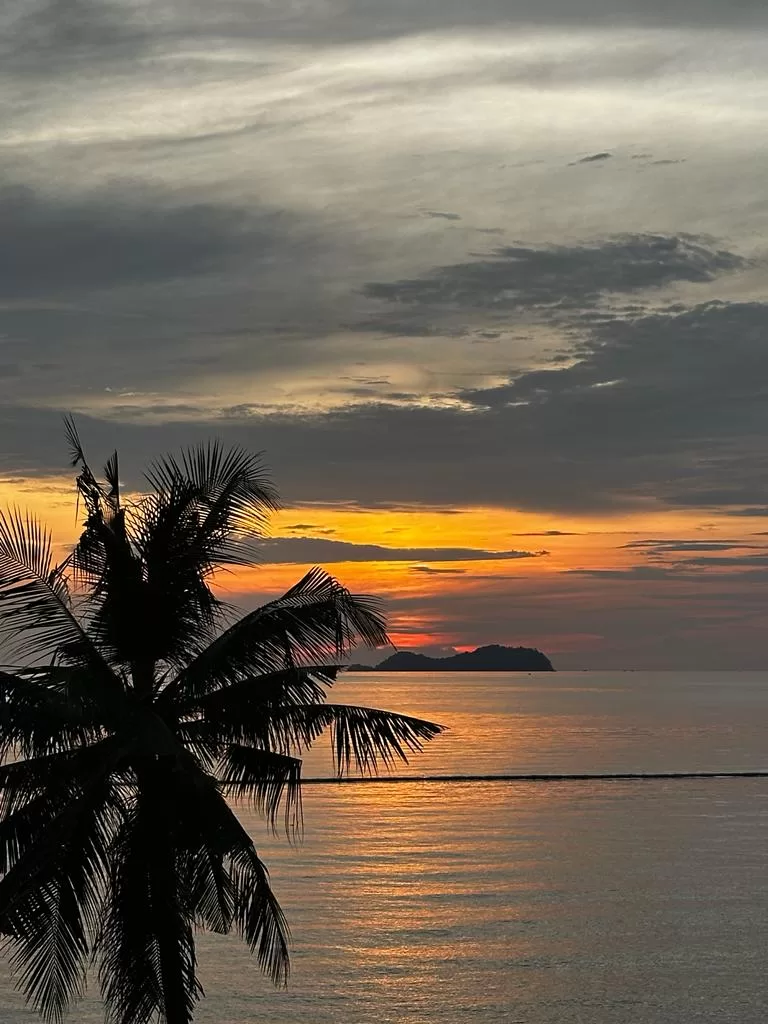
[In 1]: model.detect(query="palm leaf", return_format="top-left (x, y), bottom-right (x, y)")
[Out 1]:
top-left (172, 663), bottom-right (339, 722)
top-left (0, 508), bottom-right (80, 662)
top-left (198, 703), bottom-right (443, 774)
top-left (228, 843), bottom-right (289, 986)
top-left (144, 441), bottom-right (278, 544)
top-left (103, 451), bottom-right (120, 516)
top-left (0, 669), bottom-right (113, 760)
top-left (166, 568), bottom-right (388, 705)
top-left (63, 416), bottom-right (106, 521)
top-left (0, 763), bottom-right (126, 1024)
top-left (218, 745), bottom-right (303, 835)
top-left (158, 768), bottom-right (290, 986)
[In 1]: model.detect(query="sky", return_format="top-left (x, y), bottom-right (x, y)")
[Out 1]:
top-left (2, 0), bottom-right (768, 668)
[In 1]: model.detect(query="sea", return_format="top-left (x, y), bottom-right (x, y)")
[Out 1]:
top-left (2, 671), bottom-right (768, 1023)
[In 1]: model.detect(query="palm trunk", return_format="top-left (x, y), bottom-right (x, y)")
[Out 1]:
top-left (138, 764), bottom-right (197, 1024)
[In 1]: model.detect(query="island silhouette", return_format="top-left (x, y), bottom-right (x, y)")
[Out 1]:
top-left (348, 644), bottom-right (554, 672)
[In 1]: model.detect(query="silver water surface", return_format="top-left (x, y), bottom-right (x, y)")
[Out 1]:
top-left (2, 671), bottom-right (768, 1022)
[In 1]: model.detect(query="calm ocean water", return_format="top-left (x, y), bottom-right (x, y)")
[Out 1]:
top-left (3, 671), bottom-right (768, 1022)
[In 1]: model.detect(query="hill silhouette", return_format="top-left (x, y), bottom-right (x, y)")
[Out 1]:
top-left (349, 644), bottom-right (553, 672)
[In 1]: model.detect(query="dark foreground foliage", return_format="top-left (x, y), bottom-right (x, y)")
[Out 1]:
top-left (0, 423), bottom-right (442, 1024)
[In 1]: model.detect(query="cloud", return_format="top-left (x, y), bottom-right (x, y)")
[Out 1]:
top-left (563, 566), bottom-right (683, 580)
top-left (4, 284), bottom-right (768, 522)
top-left (677, 554), bottom-right (768, 568)
top-left (570, 151), bottom-right (613, 165)
top-left (623, 538), bottom-right (757, 553)
top-left (513, 530), bottom-right (580, 536)
top-left (2, 0), bottom-right (148, 77)
top-left (409, 566), bottom-right (468, 575)
top-left (256, 537), bottom-right (549, 563)
top-left (362, 234), bottom-right (747, 312)
top-left (6, 295), bottom-right (768, 515)
top-left (1, 0), bottom-right (768, 675)
top-left (142, 0), bottom-right (768, 47)
top-left (283, 524), bottom-right (337, 535)
top-left (378, 567), bottom-right (768, 671)
top-left (0, 184), bottom-right (271, 297)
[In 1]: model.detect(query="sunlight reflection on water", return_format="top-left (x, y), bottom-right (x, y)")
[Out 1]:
top-left (2, 672), bottom-right (768, 1022)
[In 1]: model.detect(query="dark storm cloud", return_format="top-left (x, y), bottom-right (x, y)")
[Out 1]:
top-left (362, 235), bottom-right (747, 313)
top-left (218, 298), bottom-right (768, 513)
top-left (564, 562), bottom-right (768, 586)
top-left (257, 537), bottom-right (548, 563)
top-left (0, 184), bottom-right (278, 298)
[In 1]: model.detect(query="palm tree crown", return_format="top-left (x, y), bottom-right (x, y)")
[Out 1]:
top-left (0, 422), bottom-right (442, 1024)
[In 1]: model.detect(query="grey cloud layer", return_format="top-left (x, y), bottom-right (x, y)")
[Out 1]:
top-left (0, 6), bottom-right (765, 525)
top-left (7, 296), bottom-right (768, 514)
top-left (0, 185), bottom-right (271, 297)
top-left (14, 0), bottom-right (761, 61)
top-left (363, 235), bottom-right (745, 312)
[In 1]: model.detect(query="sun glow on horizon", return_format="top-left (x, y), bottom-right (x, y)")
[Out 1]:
top-left (5, 472), bottom-right (767, 664)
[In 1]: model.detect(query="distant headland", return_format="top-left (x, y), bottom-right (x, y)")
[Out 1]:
top-left (347, 644), bottom-right (554, 672)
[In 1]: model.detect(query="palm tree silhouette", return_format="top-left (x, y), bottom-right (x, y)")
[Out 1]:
top-left (0, 421), bottom-right (442, 1024)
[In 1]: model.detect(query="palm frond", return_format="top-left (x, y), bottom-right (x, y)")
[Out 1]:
top-left (218, 745), bottom-right (303, 836)
top-left (124, 484), bottom-right (225, 668)
top-left (196, 703), bottom-right (443, 774)
top-left (0, 508), bottom-right (77, 662)
top-left (0, 671), bottom-right (100, 760)
top-left (172, 663), bottom-right (338, 721)
top-left (322, 704), bottom-right (444, 775)
top-left (186, 842), bottom-right (233, 937)
top-left (0, 748), bottom-right (104, 819)
top-left (228, 844), bottom-right (289, 986)
top-left (63, 416), bottom-right (109, 522)
top-left (103, 451), bottom-right (120, 516)
top-left (0, 737), bottom-right (127, 878)
top-left (0, 505), bottom-right (128, 689)
top-left (165, 772), bottom-right (290, 985)
top-left (0, 773), bottom-right (125, 1024)
top-left (0, 666), bottom-right (126, 760)
top-left (165, 569), bottom-right (388, 705)
top-left (145, 441), bottom-right (279, 543)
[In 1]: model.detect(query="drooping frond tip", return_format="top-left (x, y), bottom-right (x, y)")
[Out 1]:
top-left (62, 414), bottom-right (85, 470)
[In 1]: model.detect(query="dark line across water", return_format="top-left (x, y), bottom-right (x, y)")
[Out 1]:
top-left (302, 771), bottom-right (768, 784)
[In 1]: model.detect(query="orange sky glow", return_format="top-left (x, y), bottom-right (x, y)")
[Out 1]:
top-left (8, 473), bottom-right (767, 669)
